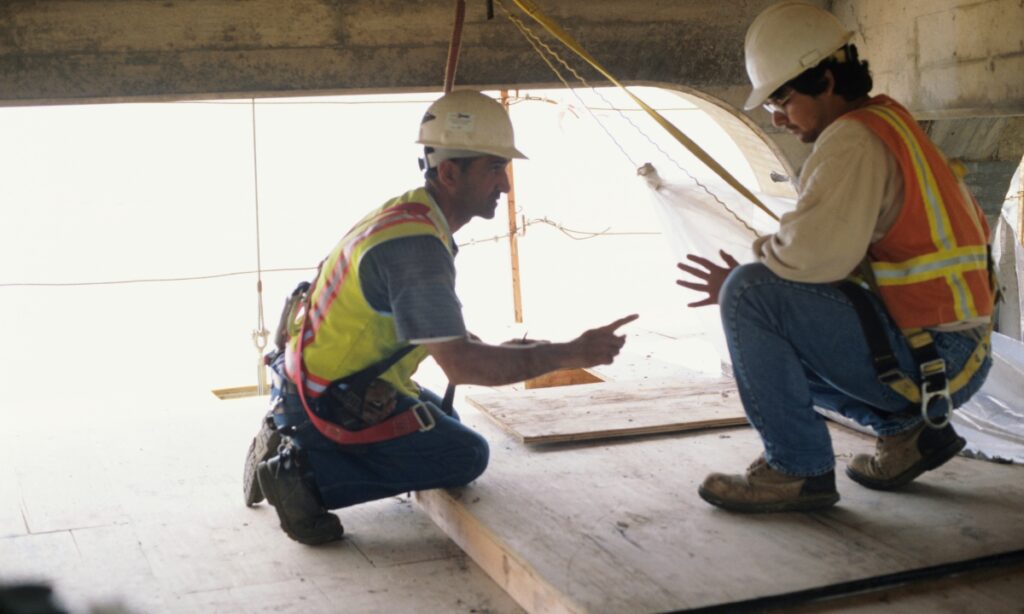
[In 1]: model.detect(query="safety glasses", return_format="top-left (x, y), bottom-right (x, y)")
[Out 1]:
top-left (762, 90), bottom-right (794, 115)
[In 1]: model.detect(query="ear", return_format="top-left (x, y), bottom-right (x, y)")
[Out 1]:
top-left (823, 69), bottom-right (836, 96)
top-left (436, 159), bottom-right (461, 189)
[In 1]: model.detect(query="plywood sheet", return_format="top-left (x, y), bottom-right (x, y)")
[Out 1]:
top-left (466, 376), bottom-right (747, 444)
top-left (418, 407), bottom-right (1024, 613)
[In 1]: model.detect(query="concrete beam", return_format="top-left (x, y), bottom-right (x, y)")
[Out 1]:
top-left (0, 0), bottom-right (780, 106)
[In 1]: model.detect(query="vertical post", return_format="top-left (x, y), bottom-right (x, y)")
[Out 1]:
top-left (501, 89), bottom-right (524, 323)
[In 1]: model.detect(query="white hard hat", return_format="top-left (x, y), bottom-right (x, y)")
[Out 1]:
top-left (743, 1), bottom-right (854, 110)
top-left (417, 90), bottom-right (527, 168)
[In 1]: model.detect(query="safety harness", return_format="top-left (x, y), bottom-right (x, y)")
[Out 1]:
top-left (836, 280), bottom-right (992, 428)
top-left (274, 280), bottom-right (449, 446)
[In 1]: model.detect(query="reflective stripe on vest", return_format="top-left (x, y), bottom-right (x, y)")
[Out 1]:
top-left (846, 97), bottom-right (993, 330)
top-left (284, 188), bottom-right (453, 399)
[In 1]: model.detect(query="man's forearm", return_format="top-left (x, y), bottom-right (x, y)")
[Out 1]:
top-left (426, 338), bottom-right (576, 386)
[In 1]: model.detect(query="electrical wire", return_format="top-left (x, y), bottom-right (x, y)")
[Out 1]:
top-left (0, 266), bottom-right (315, 288)
top-left (0, 215), bottom-right (657, 288)
top-left (458, 216), bottom-right (660, 247)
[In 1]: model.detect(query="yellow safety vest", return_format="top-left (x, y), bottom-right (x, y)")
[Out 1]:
top-left (285, 187), bottom-right (454, 400)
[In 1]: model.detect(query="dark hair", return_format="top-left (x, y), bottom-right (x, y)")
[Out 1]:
top-left (423, 148), bottom-right (477, 180)
top-left (771, 44), bottom-right (872, 101)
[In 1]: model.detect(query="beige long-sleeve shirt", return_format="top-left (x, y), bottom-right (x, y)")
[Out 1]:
top-left (753, 118), bottom-right (903, 283)
top-left (753, 117), bottom-right (988, 331)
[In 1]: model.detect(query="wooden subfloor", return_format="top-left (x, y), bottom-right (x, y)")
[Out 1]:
top-left (419, 402), bottom-right (1024, 613)
top-left (466, 376), bottom-right (747, 444)
top-left (0, 393), bottom-right (521, 614)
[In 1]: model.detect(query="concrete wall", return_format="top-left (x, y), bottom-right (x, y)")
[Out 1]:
top-left (832, 0), bottom-right (1024, 119)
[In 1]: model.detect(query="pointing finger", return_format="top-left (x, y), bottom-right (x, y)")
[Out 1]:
top-left (600, 313), bottom-right (639, 332)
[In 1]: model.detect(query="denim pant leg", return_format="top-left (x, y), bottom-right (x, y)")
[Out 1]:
top-left (277, 387), bottom-right (489, 510)
top-left (718, 263), bottom-right (980, 476)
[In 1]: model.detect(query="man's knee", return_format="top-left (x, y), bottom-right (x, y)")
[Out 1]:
top-left (457, 430), bottom-right (490, 484)
top-left (720, 263), bottom-right (775, 309)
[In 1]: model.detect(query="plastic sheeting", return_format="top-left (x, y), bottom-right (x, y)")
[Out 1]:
top-left (641, 164), bottom-right (1024, 464)
top-left (991, 164), bottom-right (1023, 340)
top-left (639, 164), bottom-right (792, 365)
top-left (956, 332), bottom-right (1024, 463)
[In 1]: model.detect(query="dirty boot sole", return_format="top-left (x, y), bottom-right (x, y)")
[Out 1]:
top-left (256, 461), bottom-right (344, 546)
top-left (243, 423), bottom-right (282, 507)
top-left (698, 486), bottom-right (839, 513)
top-left (845, 434), bottom-right (966, 491)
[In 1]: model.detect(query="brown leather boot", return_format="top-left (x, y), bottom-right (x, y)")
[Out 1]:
top-left (846, 423), bottom-right (966, 490)
top-left (243, 414), bottom-right (282, 507)
top-left (698, 456), bottom-right (839, 513)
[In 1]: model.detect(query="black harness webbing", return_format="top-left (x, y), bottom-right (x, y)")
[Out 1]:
top-left (836, 281), bottom-right (955, 428)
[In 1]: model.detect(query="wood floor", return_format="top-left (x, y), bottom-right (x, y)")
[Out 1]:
top-left (420, 398), bottom-right (1024, 613)
top-left (0, 393), bottom-right (521, 614)
top-left (466, 376), bottom-right (748, 444)
top-left (3, 345), bottom-right (1022, 613)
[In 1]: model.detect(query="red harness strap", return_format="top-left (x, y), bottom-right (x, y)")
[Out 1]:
top-left (292, 297), bottom-right (434, 446)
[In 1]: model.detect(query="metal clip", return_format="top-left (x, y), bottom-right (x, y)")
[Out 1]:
top-left (411, 402), bottom-right (436, 432)
top-left (919, 358), bottom-right (951, 429)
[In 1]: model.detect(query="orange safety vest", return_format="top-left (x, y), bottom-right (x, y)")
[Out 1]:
top-left (845, 96), bottom-right (994, 330)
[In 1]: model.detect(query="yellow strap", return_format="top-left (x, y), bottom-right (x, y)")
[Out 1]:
top-left (886, 328), bottom-right (990, 404)
top-left (509, 0), bottom-right (778, 222)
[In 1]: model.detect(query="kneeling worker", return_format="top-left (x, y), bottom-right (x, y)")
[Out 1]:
top-left (677, 2), bottom-right (995, 512)
top-left (244, 90), bottom-right (638, 544)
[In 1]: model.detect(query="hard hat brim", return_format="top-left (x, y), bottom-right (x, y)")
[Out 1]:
top-left (417, 141), bottom-right (528, 161)
top-left (743, 30), bottom-right (854, 111)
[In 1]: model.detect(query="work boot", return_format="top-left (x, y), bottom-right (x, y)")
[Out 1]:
top-left (846, 422), bottom-right (966, 490)
top-left (257, 450), bottom-right (344, 546)
top-left (698, 456), bottom-right (839, 513)
top-left (243, 414), bottom-right (283, 507)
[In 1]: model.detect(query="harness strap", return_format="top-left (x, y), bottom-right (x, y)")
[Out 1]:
top-left (441, 382), bottom-right (456, 416)
top-left (836, 281), bottom-right (990, 428)
top-left (289, 281), bottom-right (433, 446)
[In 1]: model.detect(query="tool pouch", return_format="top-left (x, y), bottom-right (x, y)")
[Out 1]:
top-left (318, 375), bottom-right (399, 430)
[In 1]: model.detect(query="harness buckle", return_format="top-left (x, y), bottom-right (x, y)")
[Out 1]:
top-left (411, 402), bottom-right (436, 432)
top-left (919, 358), bottom-right (952, 429)
top-left (878, 368), bottom-right (905, 385)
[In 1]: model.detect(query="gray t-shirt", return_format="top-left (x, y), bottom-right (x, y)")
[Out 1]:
top-left (358, 235), bottom-right (466, 343)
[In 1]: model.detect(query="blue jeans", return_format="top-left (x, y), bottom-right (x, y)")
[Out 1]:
top-left (719, 264), bottom-right (991, 477)
top-left (270, 385), bottom-right (489, 510)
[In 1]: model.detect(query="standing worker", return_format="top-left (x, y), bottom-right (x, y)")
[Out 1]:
top-left (243, 89), bottom-right (638, 544)
top-left (677, 1), bottom-right (995, 512)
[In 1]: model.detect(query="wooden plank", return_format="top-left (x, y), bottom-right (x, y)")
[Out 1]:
top-left (211, 385), bottom-right (265, 400)
top-left (466, 376), bottom-right (747, 444)
top-left (418, 406), bottom-right (1024, 613)
top-left (416, 489), bottom-right (580, 614)
top-left (524, 368), bottom-right (603, 390)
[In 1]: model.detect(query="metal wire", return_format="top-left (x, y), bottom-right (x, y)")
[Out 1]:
top-left (498, 0), bottom-right (762, 238)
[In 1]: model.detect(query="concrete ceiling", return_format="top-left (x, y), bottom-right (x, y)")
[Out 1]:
top-left (1, 0), bottom-right (1021, 220)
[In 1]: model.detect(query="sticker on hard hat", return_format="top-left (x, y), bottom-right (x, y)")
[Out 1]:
top-left (445, 112), bottom-right (476, 133)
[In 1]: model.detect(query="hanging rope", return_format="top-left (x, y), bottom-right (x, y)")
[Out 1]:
top-left (502, 0), bottom-right (779, 225)
top-left (444, 0), bottom-right (467, 93)
top-left (250, 99), bottom-right (270, 395)
top-left (499, 5), bottom-right (636, 167)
